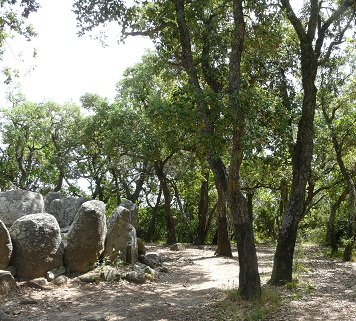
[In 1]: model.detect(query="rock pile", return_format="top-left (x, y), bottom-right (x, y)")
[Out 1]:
top-left (0, 189), bottom-right (142, 295)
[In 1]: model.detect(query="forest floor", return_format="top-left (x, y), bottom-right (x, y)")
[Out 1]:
top-left (1, 244), bottom-right (356, 321)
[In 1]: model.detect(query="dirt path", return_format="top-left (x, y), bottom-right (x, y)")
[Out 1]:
top-left (1, 245), bottom-right (355, 321)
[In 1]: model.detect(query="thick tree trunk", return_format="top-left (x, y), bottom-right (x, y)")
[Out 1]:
top-left (154, 160), bottom-right (176, 245)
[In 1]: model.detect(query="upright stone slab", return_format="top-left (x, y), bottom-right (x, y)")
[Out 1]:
top-left (9, 213), bottom-right (63, 279)
top-left (120, 200), bottom-right (138, 230)
top-left (0, 190), bottom-right (44, 227)
top-left (64, 200), bottom-right (106, 273)
top-left (0, 221), bottom-right (12, 270)
top-left (49, 196), bottom-right (90, 228)
top-left (103, 206), bottom-right (132, 263)
top-left (44, 191), bottom-right (62, 213)
top-left (126, 225), bottom-right (138, 264)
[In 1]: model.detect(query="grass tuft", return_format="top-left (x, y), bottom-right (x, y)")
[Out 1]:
top-left (212, 286), bottom-right (282, 321)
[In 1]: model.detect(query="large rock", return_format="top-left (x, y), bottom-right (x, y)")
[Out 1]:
top-left (120, 200), bottom-right (138, 230)
top-left (0, 221), bottom-right (12, 270)
top-left (44, 191), bottom-right (63, 213)
top-left (49, 196), bottom-right (90, 228)
top-left (9, 213), bottom-right (63, 279)
top-left (0, 270), bottom-right (17, 296)
top-left (103, 206), bottom-right (132, 263)
top-left (0, 190), bottom-right (44, 227)
top-left (64, 200), bottom-right (106, 273)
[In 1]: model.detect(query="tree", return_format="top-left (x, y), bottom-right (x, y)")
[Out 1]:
top-left (0, 0), bottom-right (39, 83)
top-left (74, 0), bottom-right (264, 299)
top-left (270, 0), bottom-right (355, 284)
top-left (0, 100), bottom-right (83, 193)
top-left (320, 55), bottom-right (356, 260)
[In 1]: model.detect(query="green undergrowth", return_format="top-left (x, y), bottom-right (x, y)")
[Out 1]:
top-left (212, 286), bottom-right (282, 321)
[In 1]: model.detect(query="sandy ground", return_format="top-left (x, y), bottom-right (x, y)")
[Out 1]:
top-left (1, 245), bottom-right (355, 321)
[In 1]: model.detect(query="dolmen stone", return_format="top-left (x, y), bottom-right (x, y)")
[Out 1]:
top-left (44, 191), bottom-right (63, 213)
top-left (49, 196), bottom-right (90, 228)
top-left (9, 213), bottom-right (63, 279)
top-left (0, 189), bottom-right (44, 227)
top-left (120, 200), bottom-right (138, 230)
top-left (0, 270), bottom-right (17, 296)
top-left (64, 200), bottom-right (106, 273)
top-left (0, 220), bottom-right (12, 270)
top-left (103, 205), bottom-right (138, 264)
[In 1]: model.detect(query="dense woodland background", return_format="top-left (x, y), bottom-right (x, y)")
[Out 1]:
top-left (1, 0), bottom-right (355, 300)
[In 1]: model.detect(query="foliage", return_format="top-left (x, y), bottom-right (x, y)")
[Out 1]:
top-left (0, 0), bottom-right (39, 83)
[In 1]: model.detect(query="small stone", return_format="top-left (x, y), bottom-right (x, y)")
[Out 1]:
top-left (81, 313), bottom-right (107, 320)
top-left (123, 271), bottom-right (146, 284)
top-left (52, 275), bottom-right (68, 286)
top-left (159, 266), bottom-right (169, 273)
top-left (170, 243), bottom-right (185, 251)
top-left (46, 266), bottom-right (66, 281)
top-left (32, 277), bottom-right (49, 287)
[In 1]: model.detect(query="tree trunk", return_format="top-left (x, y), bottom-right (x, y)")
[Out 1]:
top-left (197, 172), bottom-right (209, 245)
top-left (208, 156), bottom-right (232, 257)
top-left (343, 180), bottom-right (356, 261)
top-left (247, 192), bottom-right (254, 222)
top-left (171, 179), bottom-right (193, 242)
top-left (326, 188), bottom-right (348, 254)
top-left (52, 168), bottom-right (64, 192)
top-left (270, 73), bottom-right (317, 283)
top-left (227, 0), bottom-right (261, 299)
top-left (147, 187), bottom-right (162, 242)
top-left (278, 179), bottom-right (289, 231)
top-left (216, 194), bottom-right (232, 257)
top-left (270, 0), bottom-right (320, 284)
top-left (154, 160), bottom-right (176, 245)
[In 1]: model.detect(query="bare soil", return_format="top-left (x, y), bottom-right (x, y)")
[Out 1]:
top-left (1, 244), bottom-right (356, 321)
